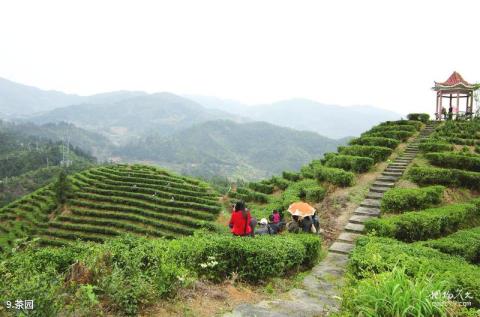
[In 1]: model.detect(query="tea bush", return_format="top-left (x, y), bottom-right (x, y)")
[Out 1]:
top-left (408, 166), bottom-right (480, 189)
top-left (348, 236), bottom-right (480, 307)
top-left (362, 130), bottom-right (414, 141)
top-left (313, 165), bottom-right (355, 187)
top-left (407, 113), bottom-right (430, 122)
top-left (380, 185), bottom-right (445, 213)
top-left (281, 179), bottom-right (325, 208)
top-left (425, 152), bottom-right (480, 172)
top-left (282, 171), bottom-right (301, 182)
top-left (420, 227), bottom-right (480, 264)
top-left (324, 154), bottom-right (374, 173)
top-left (337, 145), bottom-right (392, 163)
top-left (168, 232), bottom-right (322, 283)
top-left (418, 141), bottom-right (454, 153)
top-left (349, 136), bottom-right (400, 149)
top-left (365, 200), bottom-right (480, 242)
top-left (248, 182), bottom-right (274, 194)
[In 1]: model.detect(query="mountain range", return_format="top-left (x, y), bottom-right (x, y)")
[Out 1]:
top-left (116, 120), bottom-right (345, 179)
top-left (0, 76), bottom-right (402, 179)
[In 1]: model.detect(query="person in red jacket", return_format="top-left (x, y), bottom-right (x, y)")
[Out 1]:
top-left (229, 201), bottom-right (253, 236)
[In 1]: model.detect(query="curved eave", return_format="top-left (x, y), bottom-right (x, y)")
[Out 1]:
top-left (432, 82), bottom-right (476, 91)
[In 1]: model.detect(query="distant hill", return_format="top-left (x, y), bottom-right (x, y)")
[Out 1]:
top-left (0, 77), bottom-right (146, 116)
top-left (26, 93), bottom-right (246, 145)
top-left (187, 96), bottom-right (403, 139)
top-left (0, 120), bottom-right (97, 206)
top-left (116, 120), bottom-right (346, 180)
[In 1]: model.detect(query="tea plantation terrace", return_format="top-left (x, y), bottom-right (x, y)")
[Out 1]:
top-left (0, 164), bottom-right (222, 248)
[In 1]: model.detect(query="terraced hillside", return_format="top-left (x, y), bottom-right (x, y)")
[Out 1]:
top-left (0, 164), bottom-right (221, 249)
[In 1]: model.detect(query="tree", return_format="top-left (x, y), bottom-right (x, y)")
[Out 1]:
top-left (54, 169), bottom-right (72, 205)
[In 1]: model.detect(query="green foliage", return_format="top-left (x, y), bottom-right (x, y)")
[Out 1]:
top-left (248, 181), bottom-right (274, 194)
top-left (365, 200), bottom-right (480, 242)
top-left (168, 232), bottom-right (322, 283)
top-left (282, 171), bottom-right (301, 182)
top-left (281, 179), bottom-right (326, 208)
top-left (407, 113), bottom-right (430, 122)
top-left (313, 165), bottom-right (355, 187)
top-left (408, 166), bottom-right (480, 189)
top-left (268, 176), bottom-right (291, 190)
top-left (54, 170), bottom-right (72, 205)
top-left (342, 267), bottom-right (449, 317)
top-left (230, 187), bottom-right (269, 203)
top-left (425, 152), bottom-right (480, 172)
top-left (349, 136), bottom-right (400, 149)
top-left (362, 130), bottom-right (414, 141)
top-left (337, 145), bottom-right (392, 163)
top-left (380, 185), bottom-right (445, 213)
top-left (420, 227), bottom-right (480, 264)
top-left (348, 236), bottom-right (480, 308)
top-left (324, 154), bottom-right (374, 173)
top-left (418, 141), bottom-right (454, 153)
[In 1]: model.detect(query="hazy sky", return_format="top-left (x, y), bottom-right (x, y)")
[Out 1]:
top-left (0, 0), bottom-right (479, 114)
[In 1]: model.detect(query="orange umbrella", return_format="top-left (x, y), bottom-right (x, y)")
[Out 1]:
top-left (287, 202), bottom-right (316, 217)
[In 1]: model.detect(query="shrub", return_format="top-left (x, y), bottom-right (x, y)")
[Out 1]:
top-left (281, 179), bottom-right (326, 208)
top-left (418, 141), bottom-right (454, 153)
top-left (248, 182), bottom-right (274, 194)
top-left (337, 145), bottom-right (392, 163)
top-left (168, 232), bottom-right (322, 283)
top-left (425, 152), bottom-right (480, 172)
top-left (324, 154), bottom-right (374, 173)
top-left (348, 236), bottom-right (480, 307)
top-left (378, 120), bottom-right (422, 129)
top-left (282, 171), bottom-right (301, 182)
top-left (362, 130), bottom-right (414, 141)
top-left (365, 200), bottom-right (480, 242)
top-left (408, 166), bottom-right (480, 189)
top-left (380, 185), bottom-right (445, 213)
top-left (313, 165), bottom-right (355, 187)
top-left (230, 187), bottom-right (269, 203)
top-left (407, 113), bottom-right (430, 123)
top-left (420, 227), bottom-right (480, 264)
top-left (349, 136), bottom-right (400, 149)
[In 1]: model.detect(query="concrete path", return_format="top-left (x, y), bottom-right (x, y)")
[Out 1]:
top-left (225, 122), bottom-right (436, 317)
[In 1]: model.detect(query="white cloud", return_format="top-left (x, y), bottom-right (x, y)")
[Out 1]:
top-left (0, 0), bottom-right (479, 114)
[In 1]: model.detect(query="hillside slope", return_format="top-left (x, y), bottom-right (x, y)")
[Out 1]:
top-left (0, 77), bottom-right (147, 116)
top-left (0, 120), bottom-right (97, 206)
top-left (116, 120), bottom-right (345, 180)
top-left (26, 93), bottom-right (247, 144)
top-left (0, 164), bottom-right (221, 250)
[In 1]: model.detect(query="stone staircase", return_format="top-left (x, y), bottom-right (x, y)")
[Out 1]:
top-left (225, 122), bottom-right (436, 317)
top-left (329, 121), bottom-right (435, 255)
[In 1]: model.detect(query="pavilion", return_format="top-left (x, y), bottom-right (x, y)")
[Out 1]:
top-left (433, 71), bottom-right (477, 120)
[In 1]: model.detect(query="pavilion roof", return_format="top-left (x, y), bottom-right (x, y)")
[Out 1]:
top-left (433, 71), bottom-right (476, 91)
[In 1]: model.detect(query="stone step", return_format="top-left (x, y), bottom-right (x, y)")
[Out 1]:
top-left (349, 214), bottom-right (372, 224)
top-left (370, 186), bottom-right (390, 193)
top-left (337, 232), bottom-right (361, 243)
top-left (345, 223), bottom-right (365, 233)
top-left (360, 199), bottom-right (381, 208)
top-left (376, 175), bottom-right (399, 182)
top-left (354, 206), bottom-right (380, 216)
top-left (382, 171), bottom-right (403, 176)
top-left (372, 181), bottom-right (395, 187)
top-left (385, 167), bottom-right (405, 172)
top-left (389, 162), bottom-right (408, 166)
top-left (366, 191), bottom-right (384, 199)
top-left (329, 241), bottom-right (355, 255)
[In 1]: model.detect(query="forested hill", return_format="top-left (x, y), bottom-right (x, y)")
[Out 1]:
top-left (0, 120), bottom-right (96, 206)
top-left (116, 120), bottom-right (346, 180)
